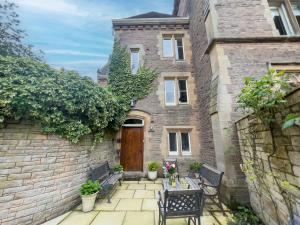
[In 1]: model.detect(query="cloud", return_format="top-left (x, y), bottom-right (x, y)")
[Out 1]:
top-left (44, 49), bottom-right (107, 57)
top-left (52, 59), bottom-right (107, 66)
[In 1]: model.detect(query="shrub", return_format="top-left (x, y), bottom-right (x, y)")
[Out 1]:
top-left (113, 164), bottom-right (124, 173)
top-left (148, 161), bottom-right (159, 171)
top-left (80, 180), bottom-right (101, 196)
top-left (189, 162), bottom-right (202, 173)
top-left (228, 206), bottom-right (263, 225)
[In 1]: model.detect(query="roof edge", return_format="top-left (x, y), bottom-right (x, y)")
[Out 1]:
top-left (112, 17), bottom-right (189, 26)
top-left (173, 0), bottom-right (180, 16)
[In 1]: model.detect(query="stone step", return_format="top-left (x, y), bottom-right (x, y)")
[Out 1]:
top-left (123, 171), bottom-right (144, 180)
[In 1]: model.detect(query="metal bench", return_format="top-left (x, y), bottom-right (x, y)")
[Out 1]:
top-left (89, 161), bottom-right (123, 203)
top-left (198, 164), bottom-right (225, 215)
top-left (157, 189), bottom-right (204, 225)
top-left (163, 159), bottom-right (180, 180)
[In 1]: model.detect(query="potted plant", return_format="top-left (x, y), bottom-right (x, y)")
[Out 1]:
top-left (113, 164), bottom-right (124, 174)
top-left (188, 162), bottom-right (202, 178)
top-left (80, 180), bottom-right (101, 212)
top-left (147, 161), bottom-right (159, 180)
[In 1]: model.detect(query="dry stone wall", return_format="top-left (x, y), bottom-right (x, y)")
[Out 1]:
top-left (0, 121), bottom-right (116, 225)
top-left (236, 88), bottom-right (300, 225)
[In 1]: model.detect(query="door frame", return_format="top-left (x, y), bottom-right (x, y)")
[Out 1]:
top-left (121, 118), bottom-right (145, 171)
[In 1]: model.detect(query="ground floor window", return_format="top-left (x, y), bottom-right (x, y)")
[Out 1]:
top-left (168, 131), bottom-right (191, 156)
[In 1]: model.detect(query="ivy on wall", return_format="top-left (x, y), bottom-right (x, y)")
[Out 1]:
top-left (0, 42), bottom-right (156, 144)
top-left (108, 41), bottom-right (157, 102)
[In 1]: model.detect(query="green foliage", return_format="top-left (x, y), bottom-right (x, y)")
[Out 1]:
top-left (189, 162), bottom-right (202, 173)
top-left (238, 68), bottom-right (291, 125)
top-left (0, 1), bottom-right (40, 59)
top-left (228, 206), bottom-right (263, 225)
top-left (148, 161), bottom-right (159, 171)
top-left (282, 114), bottom-right (300, 129)
top-left (108, 41), bottom-right (157, 102)
top-left (113, 164), bottom-right (124, 173)
top-left (0, 56), bottom-right (126, 143)
top-left (80, 180), bottom-right (101, 196)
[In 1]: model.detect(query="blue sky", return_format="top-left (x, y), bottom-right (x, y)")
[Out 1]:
top-left (15, 0), bottom-right (174, 80)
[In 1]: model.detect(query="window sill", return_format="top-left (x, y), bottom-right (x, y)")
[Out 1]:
top-left (182, 152), bottom-right (192, 156)
top-left (169, 152), bottom-right (179, 156)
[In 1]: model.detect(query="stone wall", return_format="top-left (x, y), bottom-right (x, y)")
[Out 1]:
top-left (0, 121), bottom-right (116, 225)
top-left (236, 88), bottom-right (300, 225)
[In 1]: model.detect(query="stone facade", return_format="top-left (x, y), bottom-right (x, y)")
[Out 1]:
top-left (174, 0), bottom-right (300, 205)
top-left (236, 88), bottom-right (300, 225)
top-left (111, 16), bottom-right (208, 175)
top-left (0, 121), bottom-right (116, 225)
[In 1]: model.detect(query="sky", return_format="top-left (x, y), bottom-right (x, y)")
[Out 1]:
top-left (15, 0), bottom-right (174, 81)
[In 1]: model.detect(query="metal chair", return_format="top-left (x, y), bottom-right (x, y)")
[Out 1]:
top-left (157, 189), bottom-right (204, 225)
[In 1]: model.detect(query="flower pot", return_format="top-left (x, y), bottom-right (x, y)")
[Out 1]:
top-left (148, 171), bottom-right (157, 180)
top-left (81, 192), bottom-right (98, 212)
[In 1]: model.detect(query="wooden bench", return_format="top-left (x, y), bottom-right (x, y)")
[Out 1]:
top-left (186, 164), bottom-right (225, 215)
top-left (89, 161), bottom-right (123, 203)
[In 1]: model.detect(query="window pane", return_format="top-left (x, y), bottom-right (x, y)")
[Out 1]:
top-left (178, 80), bottom-right (188, 103)
top-left (169, 133), bottom-right (177, 152)
top-left (274, 15), bottom-right (287, 35)
top-left (270, 5), bottom-right (294, 35)
top-left (175, 38), bottom-right (184, 60)
top-left (165, 80), bottom-right (175, 105)
top-left (292, 3), bottom-right (300, 26)
top-left (163, 37), bottom-right (173, 57)
top-left (181, 133), bottom-right (190, 152)
top-left (131, 49), bottom-right (139, 74)
top-left (124, 119), bottom-right (143, 125)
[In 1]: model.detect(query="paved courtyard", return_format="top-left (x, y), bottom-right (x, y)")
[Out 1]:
top-left (43, 179), bottom-right (231, 225)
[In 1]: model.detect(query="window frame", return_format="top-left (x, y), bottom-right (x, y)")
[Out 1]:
top-left (162, 34), bottom-right (185, 61)
top-left (180, 132), bottom-right (192, 155)
top-left (270, 4), bottom-right (294, 35)
top-left (177, 79), bottom-right (189, 104)
top-left (130, 48), bottom-right (140, 74)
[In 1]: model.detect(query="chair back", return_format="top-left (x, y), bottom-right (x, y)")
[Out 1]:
top-left (163, 189), bottom-right (204, 217)
top-left (163, 159), bottom-right (179, 175)
top-left (89, 161), bottom-right (111, 182)
top-left (199, 164), bottom-right (224, 187)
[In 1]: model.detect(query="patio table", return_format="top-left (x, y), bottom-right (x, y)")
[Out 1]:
top-left (162, 177), bottom-right (200, 191)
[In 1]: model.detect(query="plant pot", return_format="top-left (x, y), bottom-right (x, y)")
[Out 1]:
top-left (148, 171), bottom-right (157, 180)
top-left (81, 192), bottom-right (98, 212)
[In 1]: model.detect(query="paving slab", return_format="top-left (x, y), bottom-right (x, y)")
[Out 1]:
top-left (123, 211), bottom-right (155, 225)
top-left (139, 180), bottom-right (155, 184)
top-left (115, 199), bottom-right (143, 211)
top-left (146, 184), bottom-right (163, 190)
top-left (154, 211), bottom-right (187, 225)
top-left (123, 181), bottom-right (139, 184)
top-left (155, 179), bottom-right (163, 184)
top-left (116, 184), bottom-right (128, 190)
top-left (112, 190), bottom-right (135, 199)
top-left (127, 183), bottom-right (146, 190)
top-left (90, 211), bottom-right (126, 225)
top-left (134, 190), bottom-right (155, 199)
top-left (94, 198), bottom-right (120, 211)
top-left (42, 212), bottom-right (71, 225)
top-left (142, 199), bottom-right (157, 211)
top-left (59, 211), bottom-right (98, 225)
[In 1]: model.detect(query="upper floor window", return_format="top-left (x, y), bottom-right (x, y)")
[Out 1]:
top-left (270, 3), bottom-right (294, 35)
top-left (292, 2), bottom-right (300, 26)
top-left (162, 35), bottom-right (184, 60)
top-left (164, 78), bottom-right (189, 106)
top-left (130, 48), bottom-right (139, 74)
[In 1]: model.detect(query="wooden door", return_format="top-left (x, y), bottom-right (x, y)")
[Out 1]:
top-left (121, 127), bottom-right (144, 171)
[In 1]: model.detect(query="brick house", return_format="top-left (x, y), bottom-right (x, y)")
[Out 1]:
top-left (99, 0), bottom-right (300, 204)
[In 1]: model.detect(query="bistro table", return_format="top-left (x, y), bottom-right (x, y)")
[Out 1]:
top-left (162, 177), bottom-right (200, 191)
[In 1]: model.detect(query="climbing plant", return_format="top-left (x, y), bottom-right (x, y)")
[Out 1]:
top-left (108, 41), bottom-right (157, 102)
top-left (238, 68), bottom-right (295, 224)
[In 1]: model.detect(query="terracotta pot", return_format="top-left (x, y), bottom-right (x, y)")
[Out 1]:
top-left (81, 192), bottom-right (98, 212)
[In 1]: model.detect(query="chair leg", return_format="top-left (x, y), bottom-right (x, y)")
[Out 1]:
top-left (188, 217), bottom-right (191, 225)
top-left (217, 194), bottom-right (225, 216)
top-left (198, 217), bottom-right (201, 225)
top-left (163, 218), bottom-right (166, 225)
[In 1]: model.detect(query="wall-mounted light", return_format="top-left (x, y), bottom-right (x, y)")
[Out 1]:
top-left (148, 120), bottom-right (155, 132)
top-left (130, 99), bottom-right (136, 108)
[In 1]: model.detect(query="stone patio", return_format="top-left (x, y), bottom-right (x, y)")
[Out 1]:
top-left (42, 179), bottom-right (231, 225)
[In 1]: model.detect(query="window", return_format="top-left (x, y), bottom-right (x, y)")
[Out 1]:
top-left (292, 2), bottom-right (300, 26)
top-left (175, 37), bottom-right (184, 60)
top-left (178, 80), bottom-right (188, 104)
top-left (168, 133), bottom-right (178, 155)
top-left (165, 80), bottom-right (176, 105)
top-left (270, 3), bottom-right (294, 35)
top-left (168, 131), bottom-right (191, 156)
top-left (162, 35), bottom-right (184, 60)
top-left (181, 132), bottom-right (191, 154)
top-left (131, 49), bottom-right (139, 74)
top-left (165, 79), bottom-right (189, 105)
top-left (123, 118), bottom-right (144, 127)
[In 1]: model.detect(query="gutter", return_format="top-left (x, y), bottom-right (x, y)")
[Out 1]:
top-left (112, 17), bottom-right (189, 26)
